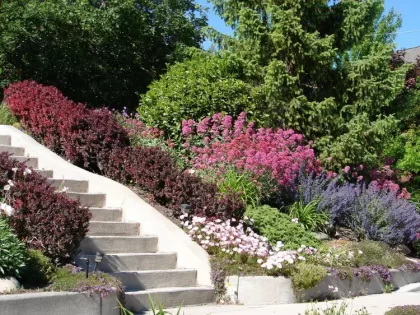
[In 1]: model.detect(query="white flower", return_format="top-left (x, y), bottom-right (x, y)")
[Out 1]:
top-left (333, 287), bottom-right (339, 293)
top-left (187, 169), bottom-right (195, 174)
top-left (11, 168), bottom-right (18, 173)
top-left (358, 250), bottom-right (363, 254)
top-left (291, 218), bottom-right (299, 223)
top-left (2, 204), bottom-right (15, 217)
top-left (7, 180), bottom-right (14, 187)
top-left (328, 285), bottom-right (334, 290)
top-left (60, 186), bottom-right (69, 193)
top-left (24, 168), bottom-right (32, 175)
top-left (257, 259), bottom-right (263, 264)
top-left (3, 185), bottom-right (11, 191)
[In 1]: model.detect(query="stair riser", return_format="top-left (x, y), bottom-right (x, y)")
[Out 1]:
top-left (0, 145), bottom-right (24, 156)
top-left (35, 170), bottom-right (54, 178)
top-left (11, 156), bottom-right (38, 168)
top-left (90, 208), bottom-right (122, 222)
top-left (112, 270), bottom-right (197, 290)
top-left (0, 135), bottom-right (11, 145)
top-left (75, 253), bottom-right (177, 272)
top-left (126, 289), bottom-right (214, 312)
top-left (80, 237), bottom-right (158, 254)
top-left (67, 193), bottom-right (106, 208)
top-left (87, 222), bottom-right (140, 236)
top-left (48, 179), bottom-right (89, 193)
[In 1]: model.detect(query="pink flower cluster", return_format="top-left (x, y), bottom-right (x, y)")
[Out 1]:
top-left (180, 214), bottom-right (317, 270)
top-left (182, 112), bottom-right (319, 187)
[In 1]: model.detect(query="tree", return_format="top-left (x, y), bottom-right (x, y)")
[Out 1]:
top-left (0, 0), bottom-right (206, 110)
top-left (206, 0), bottom-right (407, 168)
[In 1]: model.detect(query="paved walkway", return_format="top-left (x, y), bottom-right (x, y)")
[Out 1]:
top-left (164, 290), bottom-right (420, 315)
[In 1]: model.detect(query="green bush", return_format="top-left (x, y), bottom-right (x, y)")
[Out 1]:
top-left (292, 263), bottom-right (327, 291)
top-left (138, 52), bottom-right (261, 139)
top-left (245, 205), bottom-right (320, 250)
top-left (0, 103), bottom-right (17, 126)
top-left (20, 249), bottom-right (55, 288)
top-left (0, 0), bottom-right (205, 110)
top-left (0, 218), bottom-right (27, 278)
top-left (385, 305), bottom-right (420, 315)
top-left (351, 240), bottom-right (405, 268)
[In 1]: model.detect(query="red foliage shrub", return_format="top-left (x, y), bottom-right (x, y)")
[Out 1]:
top-left (4, 81), bottom-right (129, 173)
top-left (0, 152), bottom-right (91, 264)
top-left (107, 146), bottom-right (245, 220)
top-left (4, 81), bottom-right (245, 220)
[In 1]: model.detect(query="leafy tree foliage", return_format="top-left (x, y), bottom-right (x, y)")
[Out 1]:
top-left (139, 50), bottom-right (262, 138)
top-left (142, 0), bottom-right (408, 168)
top-left (0, 0), bottom-right (206, 110)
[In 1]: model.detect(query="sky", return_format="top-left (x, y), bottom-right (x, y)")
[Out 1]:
top-left (197, 0), bottom-right (420, 50)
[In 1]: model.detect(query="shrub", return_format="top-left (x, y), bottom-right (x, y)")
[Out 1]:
top-left (245, 205), bottom-right (320, 250)
top-left (292, 263), bottom-right (327, 291)
top-left (318, 181), bottom-right (420, 246)
top-left (21, 249), bottom-right (55, 288)
top-left (4, 81), bottom-right (130, 173)
top-left (385, 305), bottom-right (420, 315)
top-left (139, 52), bottom-right (261, 139)
top-left (0, 217), bottom-right (27, 278)
top-left (108, 146), bottom-right (245, 220)
top-left (183, 112), bottom-right (319, 190)
top-left (0, 152), bottom-right (91, 264)
top-left (0, 0), bottom-right (205, 110)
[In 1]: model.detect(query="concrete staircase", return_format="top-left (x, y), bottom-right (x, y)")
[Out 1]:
top-left (0, 134), bottom-right (214, 312)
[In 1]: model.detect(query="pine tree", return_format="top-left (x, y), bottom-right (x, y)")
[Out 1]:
top-left (209, 0), bottom-right (408, 167)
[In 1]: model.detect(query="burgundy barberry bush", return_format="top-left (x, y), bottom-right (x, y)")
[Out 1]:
top-left (0, 152), bottom-right (91, 264)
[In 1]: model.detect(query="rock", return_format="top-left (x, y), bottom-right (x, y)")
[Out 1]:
top-left (335, 227), bottom-right (359, 241)
top-left (395, 244), bottom-right (412, 255)
top-left (0, 277), bottom-right (20, 293)
top-left (312, 232), bottom-right (329, 241)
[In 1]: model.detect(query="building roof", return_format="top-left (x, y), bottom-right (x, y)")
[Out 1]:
top-left (401, 46), bottom-right (420, 64)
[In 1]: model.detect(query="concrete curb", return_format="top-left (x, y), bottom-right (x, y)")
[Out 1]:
top-left (226, 269), bottom-right (420, 305)
top-left (0, 291), bottom-right (119, 315)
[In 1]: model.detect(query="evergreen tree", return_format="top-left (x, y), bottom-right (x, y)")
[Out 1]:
top-left (208, 0), bottom-right (408, 167)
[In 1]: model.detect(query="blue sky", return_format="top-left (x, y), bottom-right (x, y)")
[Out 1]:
top-left (197, 0), bottom-right (420, 50)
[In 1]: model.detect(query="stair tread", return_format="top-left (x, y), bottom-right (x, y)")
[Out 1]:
top-left (126, 286), bottom-right (213, 294)
top-left (112, 269), bottom-right (196, 274)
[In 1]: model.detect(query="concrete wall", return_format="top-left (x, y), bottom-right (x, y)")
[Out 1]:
top-left (0, 125), bottom-right (212, 286)
top-left (226, 270), bottom-right (420, 305)
top-left (0, 292), bottom-right (119, 315)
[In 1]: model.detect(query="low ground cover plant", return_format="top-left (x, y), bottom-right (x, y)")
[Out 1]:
top-left (385, 305), bottom-right (420, 315)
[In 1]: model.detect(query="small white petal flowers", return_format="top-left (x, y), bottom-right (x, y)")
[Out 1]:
top-left (0, 202), bottom-right (15, 217)
top-left (24, 168), bottom-right (32, 175)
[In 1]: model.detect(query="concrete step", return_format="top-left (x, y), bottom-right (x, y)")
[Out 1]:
top-left (66, 192), bottom-right (106, 207)
top-left (48, 178), bottom-right (89, 193)
top-left (125, 287), bottom-right (214, 312)
top-left (0, 135), bottom-right (11, 145)
top-left (80, 236), bottom-right (158, 254)
top-left (112, 269), bottom-right (197, 291)
top-left (35, 169), bottom-right (54, 178)
top-left (11, 156), bottom-right (38, 168)
top-left (75, 253), bottom-right (177, 273)
top-left (0, 145), bottom-right (24, 156)
top-left (88, 221), bottom-right (140, 236)
top-left (90, 207), bottom-right (122, 222)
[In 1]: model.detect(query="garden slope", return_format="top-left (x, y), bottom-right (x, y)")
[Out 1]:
top-left (0, 125), bottom-right (213, 309)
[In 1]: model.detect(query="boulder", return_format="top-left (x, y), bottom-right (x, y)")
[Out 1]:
top-left (0, 277), bottom-right (20, 293)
